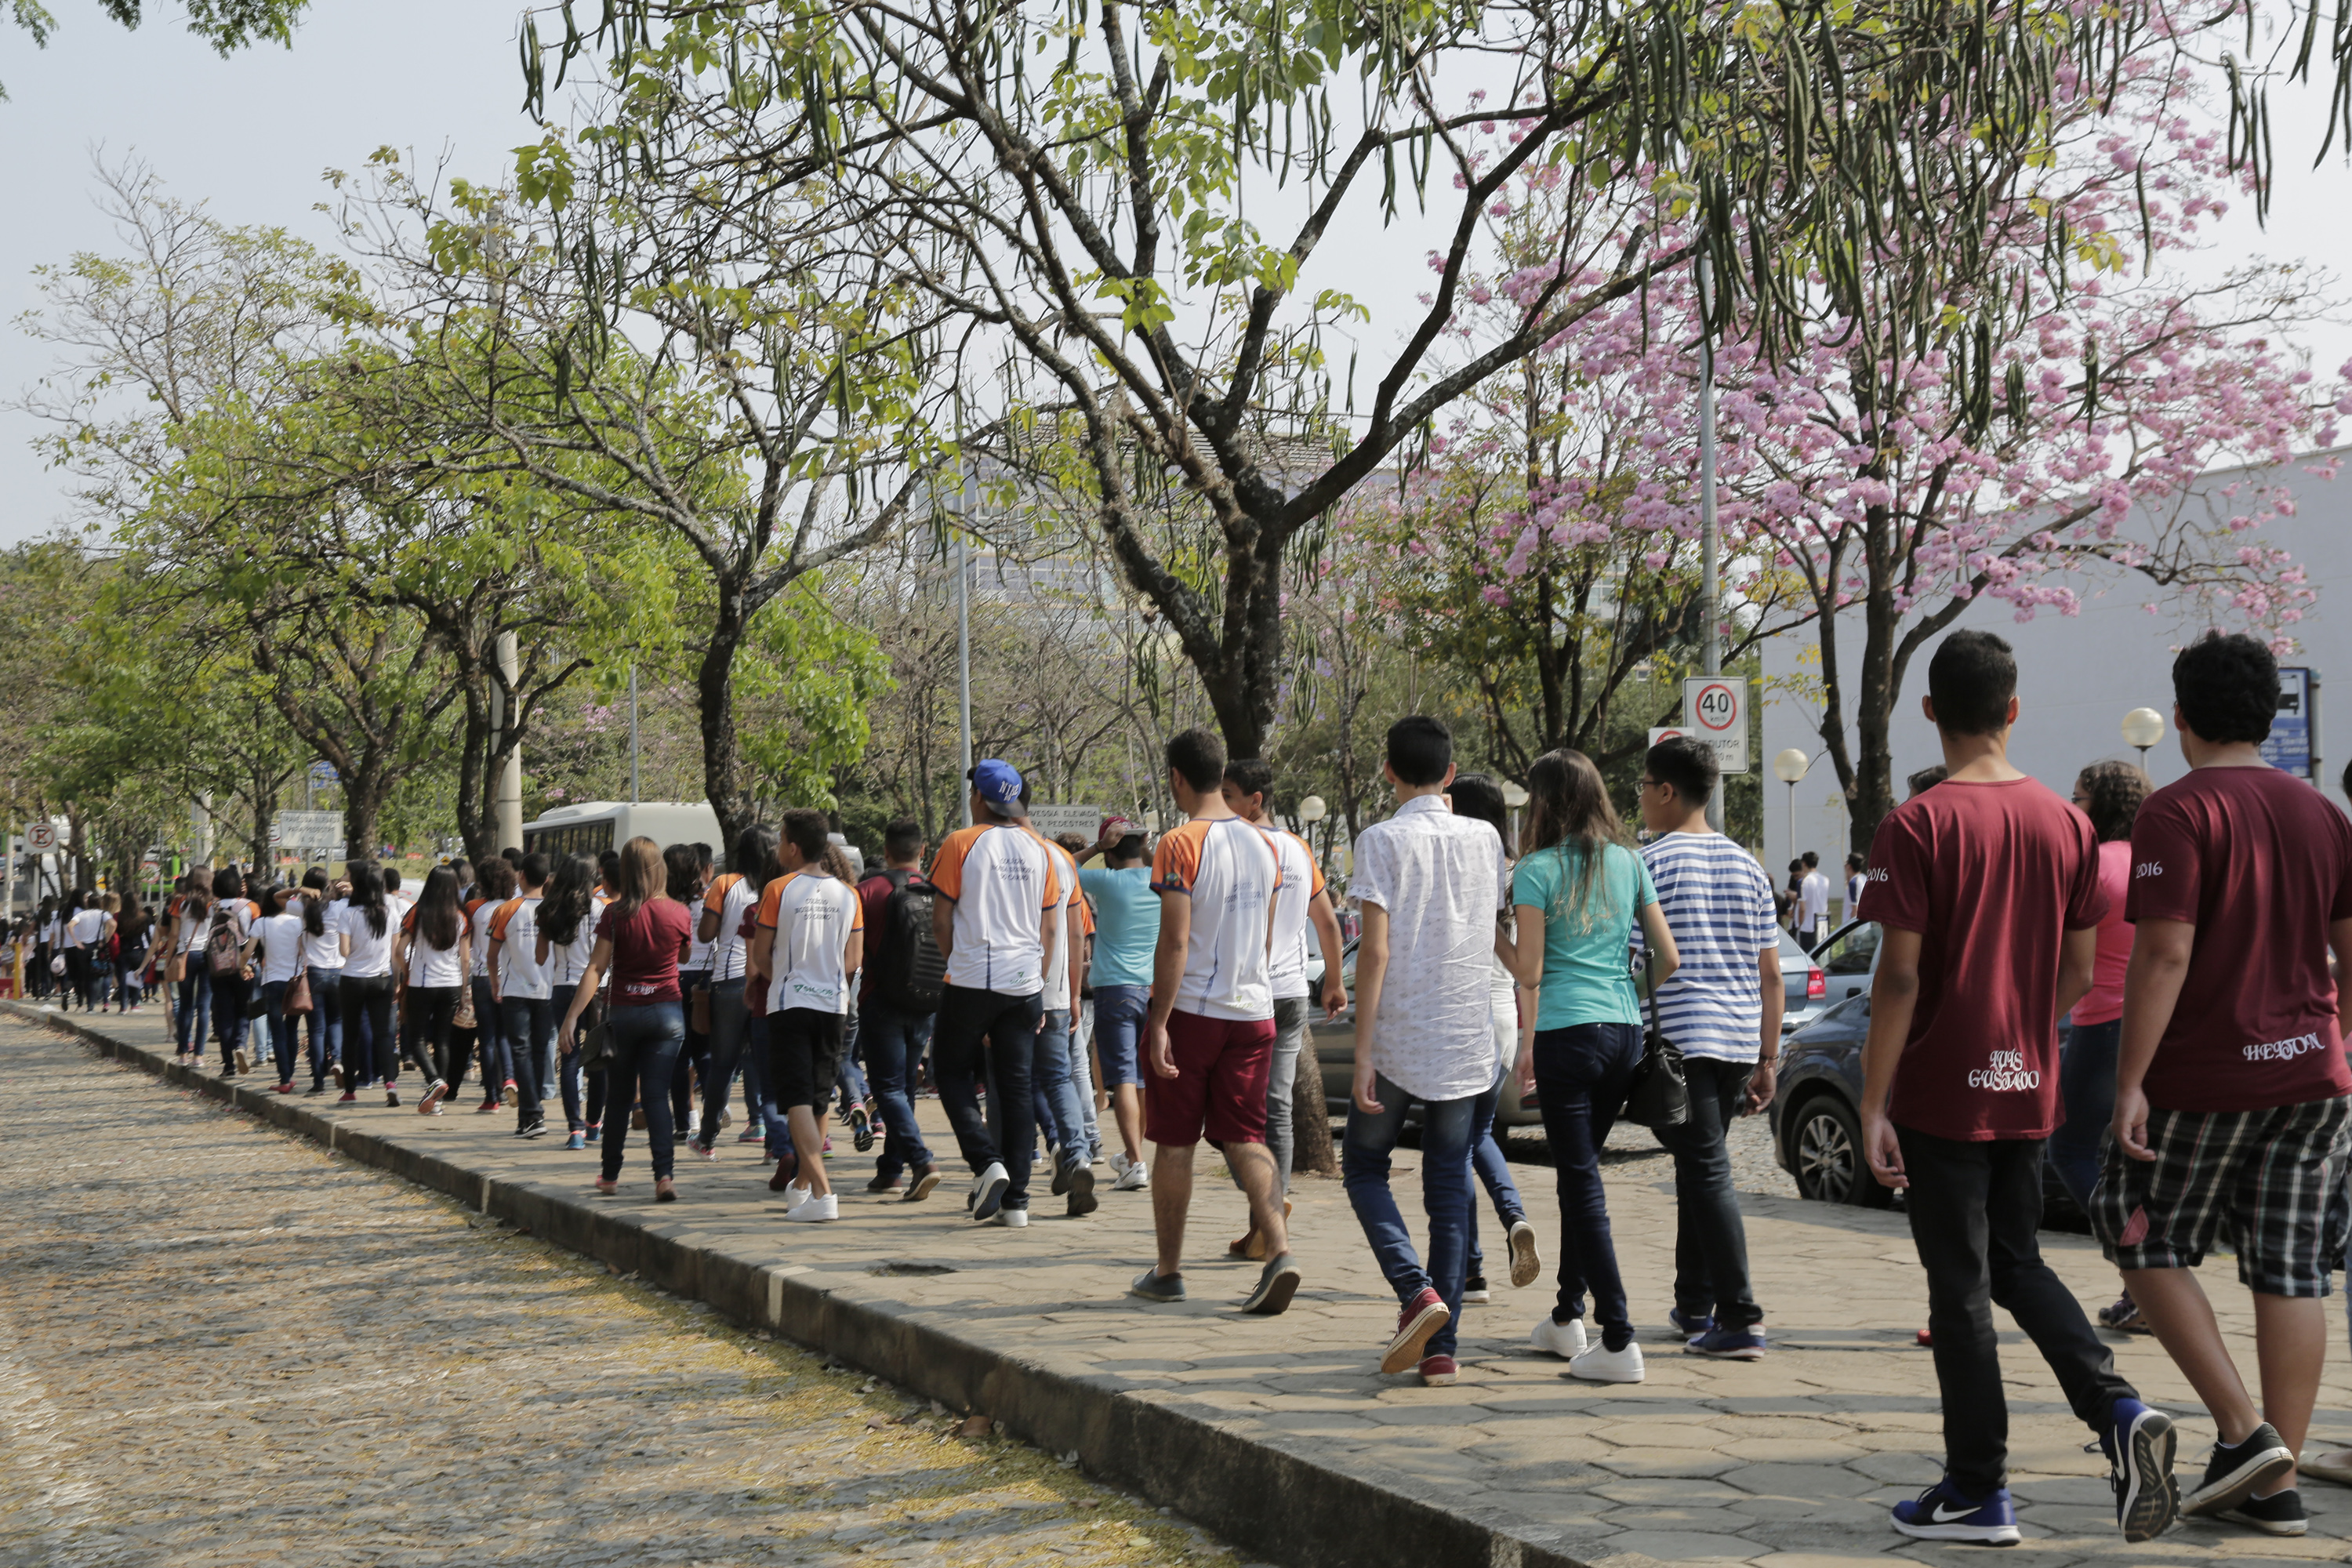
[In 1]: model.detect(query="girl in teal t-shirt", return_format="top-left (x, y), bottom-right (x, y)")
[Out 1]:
top-left (1499, 748), bottom-right (1679, 1385)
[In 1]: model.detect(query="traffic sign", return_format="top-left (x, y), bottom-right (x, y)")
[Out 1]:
top-left (1028, 804), bottom-right (1102, 842)
top-left (25, 822), bottom-right (58, 853)
top-left (274, 811), bottom-right (343, 849)
top-left (2263, 667), bottom-right (2315, 778)
top-left (1681, 676), bottom-right (1751, 774)
top-left (309, 762), bottom-right (339, 786)
top-left (1648, 727), bottom-right (1689, 749)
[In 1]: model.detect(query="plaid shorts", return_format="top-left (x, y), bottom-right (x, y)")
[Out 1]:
top-left (2090, 1094), bottom-right (2352, 1298)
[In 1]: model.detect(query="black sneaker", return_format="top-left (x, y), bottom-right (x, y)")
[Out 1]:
top-left (1065, 1164), bottom-right (1098, 1218)
top-left (2218, 1488), bottom-right (2308, 1536)
top-left (2183, 1422), bottom-right (2296, 1517)
top-left (519, 1120), bottom-right (549, 1140)
top-left (1461, 1275), bottom-right (1491, 1305)
top-left (867, 1171), bottom-right (905, 1194)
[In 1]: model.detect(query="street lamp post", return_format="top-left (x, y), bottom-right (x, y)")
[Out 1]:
top-left (1500, 780), bottom-right (1529, 850)
top-left (1298, 795), bottom-right (1329, 879)
top-left (1773, 748), bottom-right (1813, 864)
top-left (2122, 707), bottom-right (2165, 773)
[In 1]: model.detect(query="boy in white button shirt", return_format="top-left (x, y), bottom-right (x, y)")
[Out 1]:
top-left (1345, 716), bottom-right (1512, 1387)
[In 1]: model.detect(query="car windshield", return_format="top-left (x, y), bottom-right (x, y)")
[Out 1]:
top-left (1817, 922), bottom-right (1880, 976)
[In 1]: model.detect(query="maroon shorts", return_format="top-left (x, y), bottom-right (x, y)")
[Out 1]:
top-left (1144, 1009), bottom-right (1276, 1148)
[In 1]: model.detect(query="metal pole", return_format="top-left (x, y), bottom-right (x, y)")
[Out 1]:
top-left (957, 526), bottom-right (974, 829)
top-left (629, 666), bottom-right (641, 804)
top-left (1697, 254), bottom-right (1725, 833)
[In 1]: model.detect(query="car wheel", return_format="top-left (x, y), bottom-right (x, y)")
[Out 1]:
top-left (1788, 1094), bottom-right (1891, 1208)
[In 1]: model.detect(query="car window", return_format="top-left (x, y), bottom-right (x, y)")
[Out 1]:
top-left (1776, 929), bottom-right (1813, 967)
top-left (1820, 922), bottom-right (1880, 976)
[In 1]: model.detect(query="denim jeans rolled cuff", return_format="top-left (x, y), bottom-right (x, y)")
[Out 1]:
top-left (1653, 1054), bottom-right (1762, 1328)
top-left (601, 1000), bottom-right (687, 1181)
top-left (1531, 1021), bottom-right (1642, 1348)
top-left (1466, 1049), bottom-right (1530, 1277)
top-left (861, 1001), bottom-right (935, 1178)
top-left (1343, 1077), bottom-right (1479, 1359)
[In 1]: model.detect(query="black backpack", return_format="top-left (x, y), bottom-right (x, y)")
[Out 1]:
top-left (873, 869), bottom-right (946, 1015)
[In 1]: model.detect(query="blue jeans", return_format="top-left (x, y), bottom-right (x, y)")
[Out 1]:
top-left (1031, 1008), bottom-right (1090, 1176)
top-left (862, 1002), bottom-right (935, 1178)
top-left (1465, 1052), bottom-right (1530, 1280)
top-left (1344, 1077), bottom-right (1479, 1359)
top-left (473, 977), bottom-right (510, 1097)
top-left (2050, 1018), bottom-right (2119, 1212)
top-left (175, 966), bottom-right (212, 1052)
top-left (695, 978), bottom-right (757, 1143)
top-left (1091, 984), bottom-right (1149, 1088)
top-left (1532, 1021), bottom-right (1642, 1348)
top-left (303, 971), bottom-right (343, 1087)
top-left (933, 985), bottom-right (1042, 1210)
top-left (260, 980), bottom-right (298, 1084)
top-left (500, 995), bottom-right (554, 1125)
top-left (554, 983), bottom-right (599, 1132)
top-left (601, 1000), bottom-right (685, 1180)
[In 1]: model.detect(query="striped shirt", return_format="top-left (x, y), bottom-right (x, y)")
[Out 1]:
top-left (1639, 832), bottom-right (1776, 1063)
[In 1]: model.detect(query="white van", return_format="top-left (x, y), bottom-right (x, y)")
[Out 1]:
top-left (520, 801), bottom-right (725, 860)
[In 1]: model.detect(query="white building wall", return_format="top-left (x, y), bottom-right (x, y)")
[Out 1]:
top-left (1761, 446), bottom-right (2352, 886)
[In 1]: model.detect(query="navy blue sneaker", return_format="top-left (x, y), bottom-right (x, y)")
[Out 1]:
top-left (2101, 1397), bottom-right (2178, 1541)
top-left (1891, 1479), bottom-right (2021, 1544)
top-left (1685, 1324), bottom-right (1768, 1360)
top-left (1668, 1307), bottom-right (1714, 1338)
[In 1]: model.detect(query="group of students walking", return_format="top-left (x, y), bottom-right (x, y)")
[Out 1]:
top-left (64, 623), bottom-right (2352, 1552)
top-left (12, 890), bottom-right (151, 1012)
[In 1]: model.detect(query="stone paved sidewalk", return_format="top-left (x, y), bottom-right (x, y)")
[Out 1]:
top-left (0, 1013), bottom-right (1247, 1568)
top-left (17, 1001), bottom-right (2352, 1568)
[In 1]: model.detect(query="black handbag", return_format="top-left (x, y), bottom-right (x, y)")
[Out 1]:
top-left (1621, 953), bottom-right (1690, 1130)
top-left (580, 1018), bottom-right (612, 1072)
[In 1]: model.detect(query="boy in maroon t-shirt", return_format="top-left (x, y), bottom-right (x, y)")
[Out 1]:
top-left (1856, 630), bottom-right (2174, 1546)
top-left (2096, 632), bottom-right (2352, 1538)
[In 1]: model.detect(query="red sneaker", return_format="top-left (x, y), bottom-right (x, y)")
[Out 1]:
top-left (337, 1090), bottom-right (358, 1104)
top-left (1381, 1287), bottom-right (1451, 1374)
top-left (1418, 1354), bottom-right (1458, 1387)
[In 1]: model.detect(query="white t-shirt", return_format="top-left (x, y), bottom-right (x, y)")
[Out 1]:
top-left (40, 916), bottom-right (60, 947)
top-left (758, 870), bottom-right (864, 1015)
top-left (1798, 871), bottom-right (1831, 936)
top-left (1151, 815), bottom-right (1283, 1022)
top-left (401, 906), bottom-right (466, 988)
top-left (334, 901), bottom-right (396, 978)
top-left (1040, 840), bottom-right (1083, 1012)
top-left (702, 873), bottom-right (758, 983)
top-left (68, 908), bottom-right (106, 948)
top-left (928, 823), bottom-right (1059, 997)
top-left (1261, 827), bottom-right (1326, 1001)
top-left (547, 895), bottom-right (604, 988)
top-left (466, 898), bottom-right (499, 979)
top-left (176, 905), bottom-right (208, 956)
top-left (491, 895), bottom-right (551, 1000)
top-left (255, 912), bottom-right (307, 985)
top-left (301, 897), bottom-right (344, 971)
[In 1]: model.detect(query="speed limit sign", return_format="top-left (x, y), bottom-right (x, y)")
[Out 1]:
top-left (1682, 677), bottom-right (1750, 774)
top-left (25, 822), bottom-right (59, 853)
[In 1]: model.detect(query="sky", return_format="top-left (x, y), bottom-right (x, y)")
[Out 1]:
top-left (1, 4), bottom-right (2349, 546)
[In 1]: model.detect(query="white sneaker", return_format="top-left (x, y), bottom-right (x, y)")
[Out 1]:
top-left (1109, 1150), bottom-right (1134, 1177)
top-left (1112, 1160), bottom-right (1149, 1192)
top-left (1568, 1340), bottom-right (1645, 1383)
top-left (971, 1161), bottom-right (1010, 1221)
top-left (989, 1207), bottom-right (1029, 1228)
top-left (783, 1181), bottom-right (814, 1212)
top-left (783, 1192), bottom-right (838, 1223)
top-left (1529, 1316), bottom-right (1589, 1359)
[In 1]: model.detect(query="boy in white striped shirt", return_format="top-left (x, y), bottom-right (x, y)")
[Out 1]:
top-left (1637, 736), bottom-right (1782, 1359)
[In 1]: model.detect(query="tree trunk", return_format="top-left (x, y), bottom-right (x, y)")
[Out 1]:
top-left (453, 655), bottom-right (495, 863)
top-left (344, 770), bottom-right (391, 869)
top-left (1290, 1041), bottom-right (1337, 1177)
top-left (698, 583), bottom-right (754, 848)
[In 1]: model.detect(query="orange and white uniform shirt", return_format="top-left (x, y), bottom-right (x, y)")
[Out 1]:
top-left (927, 823), bottom-right (1061, 997)
top-left (1261, 828), bottom-right (1326, 1003)
top-left (1151, 816), bottom-right (1283, 1022)
top-left (756, 870), bottom-right (864, 1015)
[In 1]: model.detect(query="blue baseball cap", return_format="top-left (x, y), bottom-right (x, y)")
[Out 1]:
top-left (968, 759), bottom-right (1029, 818)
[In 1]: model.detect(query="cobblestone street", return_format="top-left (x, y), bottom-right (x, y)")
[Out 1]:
top-left (0, 1015), bottom-right (1245, 1568)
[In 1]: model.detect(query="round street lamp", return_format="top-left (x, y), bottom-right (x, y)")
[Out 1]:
top-left (1773, 748), bottom-right (1814, 865)
top-left (2122, 707), bottom-right (2165, 770)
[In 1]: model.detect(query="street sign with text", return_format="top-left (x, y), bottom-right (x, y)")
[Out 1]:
top-left (1680, 677), bottom-right (1751, 774)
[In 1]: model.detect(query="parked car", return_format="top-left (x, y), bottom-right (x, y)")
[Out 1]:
top-left (1309, 938), bottom-right (1547, 1128)
top-left (1780, 918), bottom-right (1876, 1034)
top-left (1769, 989), bottom-right (2087, 1229)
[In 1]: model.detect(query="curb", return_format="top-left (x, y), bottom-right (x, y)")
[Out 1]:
top-left (5, 1000), bottom-right (1617, 1568)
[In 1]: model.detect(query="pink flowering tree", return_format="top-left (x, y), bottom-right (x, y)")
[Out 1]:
top-left (1417, 56), bottom-right (2343, 848)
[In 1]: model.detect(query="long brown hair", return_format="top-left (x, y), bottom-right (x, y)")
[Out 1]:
top-left (1519, 748), bottom-right (1631, 931)
top-left (611, 835), bottom-right (667, 920)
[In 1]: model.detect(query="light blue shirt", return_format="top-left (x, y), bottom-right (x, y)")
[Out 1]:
top-left (1080, 866), bottom-right (1160, 989)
